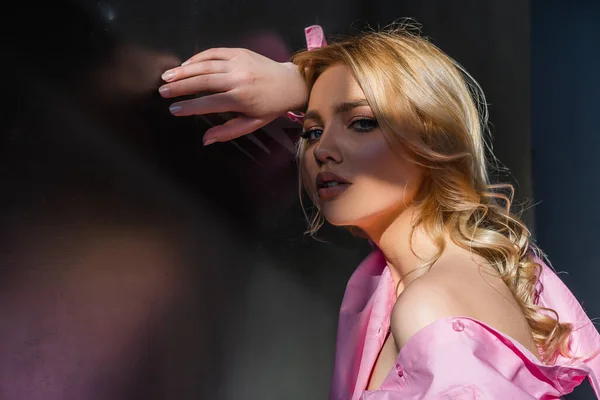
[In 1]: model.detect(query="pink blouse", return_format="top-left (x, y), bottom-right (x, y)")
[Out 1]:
top-left (330, 250), bottom-right (600, 399)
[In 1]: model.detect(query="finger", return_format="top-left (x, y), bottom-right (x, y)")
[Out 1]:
top-left (159, 73), bottom-right (232, 98)
top-left (161, 60), bottom-right (230, 83)
top-left (203, 116), bottom-right (268, 145)
top-left (182, 48), bottom-right (242, 66)
top-left (168, 92), bottom-right (240, 116)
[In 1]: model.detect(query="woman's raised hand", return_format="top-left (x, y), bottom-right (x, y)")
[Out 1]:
top-left (159, 48), bottom-right (307, 145)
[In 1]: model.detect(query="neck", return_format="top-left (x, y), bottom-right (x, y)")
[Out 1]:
top-left (363, 207), bottom-right (444, 294)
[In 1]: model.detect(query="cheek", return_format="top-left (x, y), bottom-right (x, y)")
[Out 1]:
top-left (352, 138), bottom-right (410, 177)
top-left (352, 141), bottom-right (424, 201)
top-left (353, 138), bottom-right (390, 165)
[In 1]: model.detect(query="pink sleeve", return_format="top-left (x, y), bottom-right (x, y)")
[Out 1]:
top-left (361, 318), bottom-right (568, 399)
top-left (362, 350), bottom-right (536, 399)
top-left (535, 257), bottom-right (600, 397)
top-left (363, 386), bottom-right (486, 400)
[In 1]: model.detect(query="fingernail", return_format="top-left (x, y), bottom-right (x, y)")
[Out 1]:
top-left (162, 70), bottom-right (176, 81)
top-left (181, 60), bottom-right (190, 66)
top-left (169, 104), bottom-right (183, 115)
top-left (203, 138), bottom-right (217, 146)
top-left (158, 86), bottom-right (170, 96)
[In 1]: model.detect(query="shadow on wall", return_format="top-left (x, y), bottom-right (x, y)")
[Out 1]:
top-left (1, 1), bottom-right (363, 398)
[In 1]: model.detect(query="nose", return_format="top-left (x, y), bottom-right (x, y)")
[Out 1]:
top-left (312, 130), bottom-right (343, 167)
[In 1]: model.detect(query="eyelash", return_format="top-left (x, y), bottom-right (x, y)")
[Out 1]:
top-left (300, 117), bottom-right (379, 143)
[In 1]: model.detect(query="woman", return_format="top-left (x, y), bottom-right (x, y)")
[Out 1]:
top-left (159, 25), bottom-right (600, 399)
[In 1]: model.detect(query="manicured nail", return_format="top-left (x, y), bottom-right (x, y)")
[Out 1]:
top-left (203, 138), bottom-right (217, 146)
top-left (181, 60), bottom-right (190, 66)
top-left (158, 86), bottom-right (170, 96)
top-left (169, 104), bottom-right (183, 115)
top-left (161, 70), bottom-right (176, 81)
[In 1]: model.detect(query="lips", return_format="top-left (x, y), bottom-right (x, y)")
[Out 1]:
top-left (316, 172), bottom-right (352, 200)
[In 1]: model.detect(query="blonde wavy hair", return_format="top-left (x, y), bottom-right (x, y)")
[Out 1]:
top-left (291, 24), bottom-right (572, 364)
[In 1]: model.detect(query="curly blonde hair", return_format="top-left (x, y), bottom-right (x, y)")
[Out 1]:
top-left (291, 24), bottom-right (572, 364)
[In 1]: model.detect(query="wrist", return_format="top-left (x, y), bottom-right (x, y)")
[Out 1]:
top-left (280, 62), bottom-right (308, 112)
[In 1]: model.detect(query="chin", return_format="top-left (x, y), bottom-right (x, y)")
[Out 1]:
top-left (322, 216), bottom-right (369, 239)
top-left (321, 210), bottom-right (362, 229)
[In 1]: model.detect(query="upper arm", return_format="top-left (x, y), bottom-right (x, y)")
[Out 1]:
top-left (390, 277), bottom-right (472, 349)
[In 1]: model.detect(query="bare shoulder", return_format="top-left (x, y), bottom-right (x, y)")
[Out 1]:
top-left (390, 254), bottom-right (536, 353)
top-left (390, 272), bottom-right (469, 349)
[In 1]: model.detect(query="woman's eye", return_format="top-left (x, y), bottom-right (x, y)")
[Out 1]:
top-left (351, 118), bottom-right (378, 132)
top-left (300, 129), bottom-right (323, 143)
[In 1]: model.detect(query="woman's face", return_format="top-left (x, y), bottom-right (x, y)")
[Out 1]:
top-left (301, 64), bottom-right (425, 235)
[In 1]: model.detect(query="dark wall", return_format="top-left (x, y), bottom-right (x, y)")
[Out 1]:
top-left (532, 2), bottom-right (600, 398)
top-left (0, 1), bottom-right (572, 399)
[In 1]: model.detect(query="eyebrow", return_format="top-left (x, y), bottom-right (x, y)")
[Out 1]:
top-left (303, 99), bottom-right (371, 122)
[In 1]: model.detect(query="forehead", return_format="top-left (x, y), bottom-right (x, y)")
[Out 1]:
top-left (309, 64), bottom-right (365, 107)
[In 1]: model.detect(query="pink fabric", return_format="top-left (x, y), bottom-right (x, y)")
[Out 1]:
top-left (304, 25), bottom-right (327, 50)
top-left (330, 249), bottom-right (600, 400)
